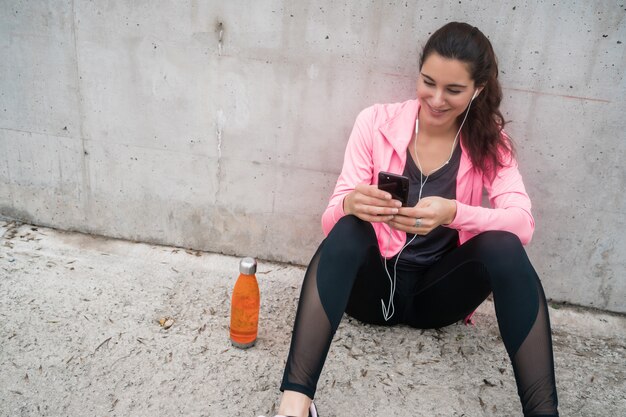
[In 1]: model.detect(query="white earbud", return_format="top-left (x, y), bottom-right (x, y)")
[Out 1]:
top-left (472, 89), bottom-right (479, 100)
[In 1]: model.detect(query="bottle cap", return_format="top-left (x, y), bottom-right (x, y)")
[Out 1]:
top-left (239, 257), bottom-right (257, 275)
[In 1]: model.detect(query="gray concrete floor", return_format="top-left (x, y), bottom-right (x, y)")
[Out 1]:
top-left (0, 219), bottom-right (624, 417)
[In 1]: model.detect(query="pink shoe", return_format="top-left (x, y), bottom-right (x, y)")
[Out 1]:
top-left (259, 401), bottom-right (318, 417)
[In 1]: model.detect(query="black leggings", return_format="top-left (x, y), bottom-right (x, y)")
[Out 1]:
top-left (280, 215), bottom-right (559, 417)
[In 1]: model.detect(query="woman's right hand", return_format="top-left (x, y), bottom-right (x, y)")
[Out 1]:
top-left (343, 183), bottom-right (401, 223)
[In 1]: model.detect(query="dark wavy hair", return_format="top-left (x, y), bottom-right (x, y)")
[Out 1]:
top-left (419, 22), bottom-right (513, 175)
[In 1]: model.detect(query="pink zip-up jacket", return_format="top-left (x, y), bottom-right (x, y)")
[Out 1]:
top-left (322, 99), bottom-right (534, 257)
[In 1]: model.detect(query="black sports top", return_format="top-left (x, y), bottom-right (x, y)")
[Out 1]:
top-left (395, 142), bottom-right (461, 270)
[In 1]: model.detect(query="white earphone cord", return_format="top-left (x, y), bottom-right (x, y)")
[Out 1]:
top-left (380, 91), bottom-right (477, 321)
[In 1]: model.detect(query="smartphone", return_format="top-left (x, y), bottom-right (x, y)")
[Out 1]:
top-left (377, 171), bottom-right (410, 207)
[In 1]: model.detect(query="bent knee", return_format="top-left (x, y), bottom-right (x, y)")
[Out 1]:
top-left (324, 215), bottom-right (378, 260)
top-left (327, 215), bottom-right (376, 244)
top-left (470, 231), bottom-right (537, 289)
top-left (473, 230), bottom-right (524, 258)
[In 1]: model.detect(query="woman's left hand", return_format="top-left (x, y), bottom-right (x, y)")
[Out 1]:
top-left (388, 196), bottom-right (457, 235)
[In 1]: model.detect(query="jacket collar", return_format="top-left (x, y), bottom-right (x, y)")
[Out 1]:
top-left (379, 99), bottom-right (475, 178)
top-left (377, 99), bottom-right (420, 156)
top-left (457, 131), bottom-right (474, 179)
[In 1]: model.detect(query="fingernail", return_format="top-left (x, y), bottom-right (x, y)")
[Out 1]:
top-left (392, 208), bottom-right (398, 214)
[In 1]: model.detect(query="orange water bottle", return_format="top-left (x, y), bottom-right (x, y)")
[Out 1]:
top-left (230, 257), bottom-right (260, 348)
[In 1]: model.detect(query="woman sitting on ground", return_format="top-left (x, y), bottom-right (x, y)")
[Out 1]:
top-left (263, 21), bottom-right (559, 417)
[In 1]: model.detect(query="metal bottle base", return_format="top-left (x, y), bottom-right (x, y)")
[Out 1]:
top-left (231, 338), bottom-right (256, 349)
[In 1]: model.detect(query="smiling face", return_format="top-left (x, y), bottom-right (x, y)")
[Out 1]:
top-left (417, 52), bottom-right (481, 133)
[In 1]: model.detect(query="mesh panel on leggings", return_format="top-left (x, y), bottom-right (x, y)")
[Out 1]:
top-left (511, 278), bottom-right (559, 416)
top-left (281, 246), bottom-right (332, 398)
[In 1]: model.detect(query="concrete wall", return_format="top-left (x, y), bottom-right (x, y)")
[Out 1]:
top-left (1, 1), bottom-right (624, 313)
